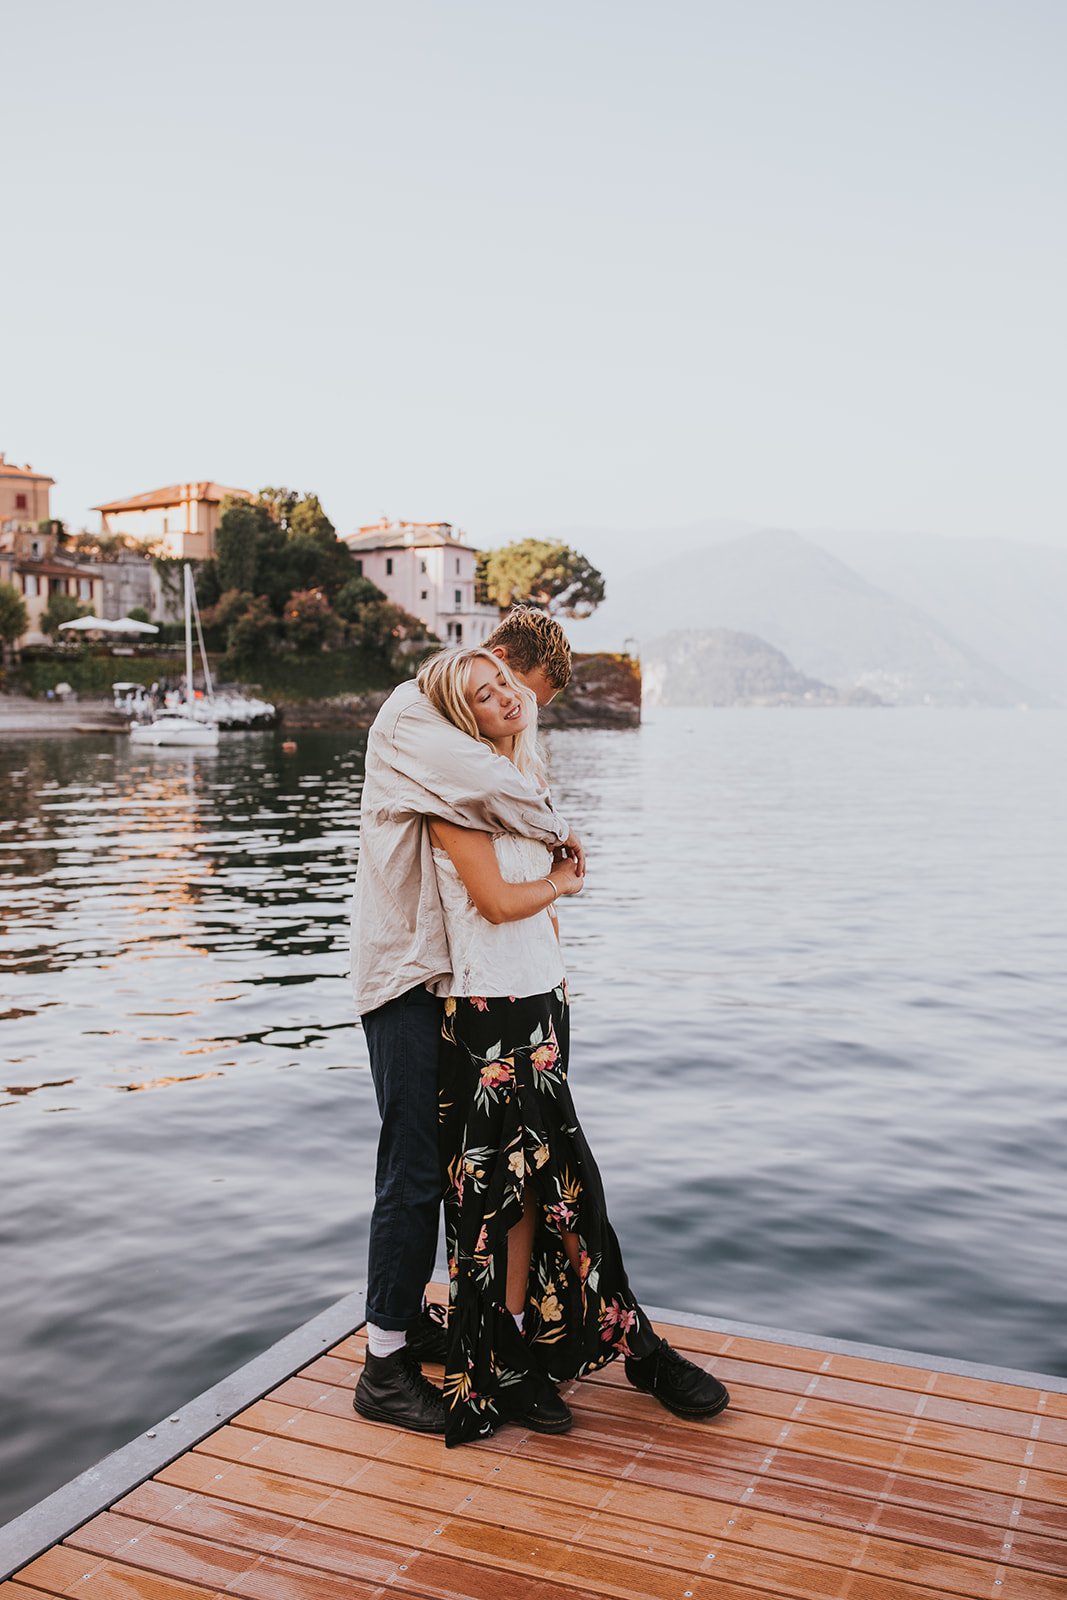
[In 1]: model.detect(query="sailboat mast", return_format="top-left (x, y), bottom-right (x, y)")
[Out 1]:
top-left (184, 563), bottom-right (194, 706)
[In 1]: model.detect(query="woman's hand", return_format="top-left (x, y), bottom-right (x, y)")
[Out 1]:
top-left (549, 857), bottom-right (584, 899)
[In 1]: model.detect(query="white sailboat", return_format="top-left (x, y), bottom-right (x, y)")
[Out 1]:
top-left (129, 566), bottom-right (219, 748)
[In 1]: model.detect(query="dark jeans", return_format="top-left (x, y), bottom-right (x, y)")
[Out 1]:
top-left (363, 982), bottom-right (445, 1331)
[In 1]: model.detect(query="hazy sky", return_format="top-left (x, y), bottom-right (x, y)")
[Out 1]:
top-left (3, 0), bottom-right (1065, 550)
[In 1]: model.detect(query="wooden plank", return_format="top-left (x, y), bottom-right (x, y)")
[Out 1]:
top-left (223, 1401), bottom-right (1067, 1574)
top-left (335, 1324), bottom-right (1067, 1452)
top-left (112, 1478), bottom-right (614, 1600)
top-left (268, 1350), bottom-right (1067, 1507)
top-left (263, 1369), bottom-right (1067, 1547)
top-left (158, 1427), bottom-right (1067, 1600)
top-left (143, 1459), bottom-right (985, 1600)
top-left (7, 1295), bottom-right (1066, 1600)
top-left (0, 1585), bottom-right (68, 1599)
top-left (12, 1543), bottom-right (216, 1599)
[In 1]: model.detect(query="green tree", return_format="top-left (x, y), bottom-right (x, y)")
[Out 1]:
top-left (257, 486), bottom-right (299, 530)
top-left (283, 588), bottom-right (341, 653)
top-left (40, 592), bottom-right (92, 637)
top-left (228, 595), bottom-right (279, 662)
top-left (349, 600), bottom-right (433, 666)
top-left (0, 582), bottom-right (29, 658)
top-left (288, 493), bottom-right (334, 544)
top-left (127, 605), bottom-right (151, 624)
top-left (480, 539), bottom-right (605, 618)
top-left (335, 575), bottom-right (387, 621)
top-left (215, 497), bottom-right (268, 593)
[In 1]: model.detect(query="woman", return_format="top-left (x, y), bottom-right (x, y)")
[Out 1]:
top-left (419, 645), bottom-right (730, 1447)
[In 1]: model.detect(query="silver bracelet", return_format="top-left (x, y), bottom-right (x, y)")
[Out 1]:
top-left (544, 875), bottom-right (560, 902)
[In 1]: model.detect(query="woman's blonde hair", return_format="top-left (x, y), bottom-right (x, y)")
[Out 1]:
top-left (418, 646), bottom-right (545, 785)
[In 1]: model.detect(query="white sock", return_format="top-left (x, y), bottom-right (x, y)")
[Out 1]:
top-left (366, 1323), bottom-right (407, 1358)
top-left (512, 1311), bottom-right (524, 1333)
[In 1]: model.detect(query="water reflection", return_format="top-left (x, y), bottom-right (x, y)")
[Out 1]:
top-left (1, 713), bottom-right (1066, 1531)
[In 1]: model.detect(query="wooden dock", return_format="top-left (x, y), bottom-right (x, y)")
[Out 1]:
top-left (2, 1286), bottom-right (1066, 1599)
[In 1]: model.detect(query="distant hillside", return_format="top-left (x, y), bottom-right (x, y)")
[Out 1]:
top-left (808, 529), bottom-right (1067, 706)
top-left (567, 528), bottom-right (1042, 707)
top-left (643, 628), bottom-right (883, 707)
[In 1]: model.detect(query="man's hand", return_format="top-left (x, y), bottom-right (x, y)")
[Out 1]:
top-left (557, 831), bottom-right (585, 877)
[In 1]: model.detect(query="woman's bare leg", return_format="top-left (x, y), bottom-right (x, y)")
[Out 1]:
top-left (507, 1189), bottom-right (584, 1315)
top-left (505, 1187), bottom-right (537, 1314)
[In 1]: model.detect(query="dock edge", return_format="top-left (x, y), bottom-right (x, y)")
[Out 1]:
top-left (3, 1284), bottom-right (1066, 1582)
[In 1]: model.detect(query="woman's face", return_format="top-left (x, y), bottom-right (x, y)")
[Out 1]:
top-left (465, 656), bottom-right (529, 743)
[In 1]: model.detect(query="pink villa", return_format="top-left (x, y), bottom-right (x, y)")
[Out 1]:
top-left (93, 481), bottom-right (253, 561)
top-left (341, 519), bottom-right (500, 645)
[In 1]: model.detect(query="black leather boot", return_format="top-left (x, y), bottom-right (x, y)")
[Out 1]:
top-left (516, 1371), bottom-right (574, 1434)
top-left (354, 1346), bottom-right (447, 1433)
top-left (624, 1338), bottom-right (730, 1419)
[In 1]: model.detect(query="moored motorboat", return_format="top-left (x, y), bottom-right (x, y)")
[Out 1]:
top-left (129, 712), bottom-right (219, 748)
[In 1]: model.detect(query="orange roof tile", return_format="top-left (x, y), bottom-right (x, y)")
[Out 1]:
top-left (0, 458), bottom-right (55, 483)
top-left (92, 481), bottom-right (252, 513)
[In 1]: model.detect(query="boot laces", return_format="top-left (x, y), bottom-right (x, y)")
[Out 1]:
top-left (399, 1347), bottom-right (444, 1407)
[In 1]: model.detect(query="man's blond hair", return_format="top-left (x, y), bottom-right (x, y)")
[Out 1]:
top-left (484, 606), bottom-right (572, 691)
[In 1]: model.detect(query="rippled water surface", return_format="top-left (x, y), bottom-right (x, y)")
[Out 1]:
top-left (2, 711), bottom-right (1065, 1522)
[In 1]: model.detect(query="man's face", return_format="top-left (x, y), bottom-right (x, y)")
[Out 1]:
top-left (491, 648), bottom-right (559, 708)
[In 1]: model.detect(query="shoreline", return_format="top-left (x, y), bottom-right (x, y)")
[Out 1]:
top-left (0, 692), bottom-right (643, 736)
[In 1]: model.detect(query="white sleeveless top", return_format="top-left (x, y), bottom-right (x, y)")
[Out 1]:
top-left (430, 833), bottom-right (566, 999)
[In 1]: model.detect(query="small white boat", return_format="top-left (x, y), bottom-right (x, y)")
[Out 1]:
top-left (129, 712), bottom-right (219, 748)
top-left (128, 566), bottom-right (220, 748)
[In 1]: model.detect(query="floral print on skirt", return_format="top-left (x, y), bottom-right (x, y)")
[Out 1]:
top-left (439, 982), bottom-right (656, 1447)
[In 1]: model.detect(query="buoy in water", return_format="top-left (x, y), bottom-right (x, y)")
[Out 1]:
top-left (281, 739), bottom-right (297, 753)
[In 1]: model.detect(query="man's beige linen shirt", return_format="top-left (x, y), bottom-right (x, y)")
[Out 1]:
top-left (350, 678), bottom-right (570, 1015)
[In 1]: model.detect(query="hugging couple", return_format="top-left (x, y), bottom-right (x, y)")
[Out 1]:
top-left (350, 606), bottom-right (729, 1448)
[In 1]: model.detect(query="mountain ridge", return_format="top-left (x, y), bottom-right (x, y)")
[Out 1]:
top-left (562, 526), bottom-right (1050, 706)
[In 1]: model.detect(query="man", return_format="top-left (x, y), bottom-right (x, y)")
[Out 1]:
top-left (351, 607), bottom-right (729, 1433)
top-left (350, 608), bottom-right (578, 1432)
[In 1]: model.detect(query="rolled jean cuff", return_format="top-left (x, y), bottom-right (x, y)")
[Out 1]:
top-left (364, 1308), bottom-right (416, 1334)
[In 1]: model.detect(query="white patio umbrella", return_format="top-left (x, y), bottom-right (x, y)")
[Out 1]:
top-left (109, 617), bottom-right (159, 635)
top-left (58, 615), bottom-right (114, 633)
top-left (58, 615), bottom-right (159, 635)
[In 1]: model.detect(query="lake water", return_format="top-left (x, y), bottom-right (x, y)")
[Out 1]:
top-left (2, 709), bottom-right (1065, 1525)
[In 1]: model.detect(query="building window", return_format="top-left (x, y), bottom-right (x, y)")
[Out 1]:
top-left (354, 559), bottom-right (363, 576)
top-left (386, 557), bottom-right (393, 575)
top-left (454, 588), bottom-right (462, 607)
top-left (455, 622), bottom-right (463, 641)
top-left (420, 589), bottom-right (428, 601)
top-left (15, 493), bottom-right (27, 510)
top-left (31, 539), bottom-right (42, 558)
top-left (24, 573), bottom-right (38, 597)
top-left (455, 557), bottom-right (461, 574)
top-left (79, 578), bottom-right (92, 599)
top-left (420, 559), bottom-right (427, 573)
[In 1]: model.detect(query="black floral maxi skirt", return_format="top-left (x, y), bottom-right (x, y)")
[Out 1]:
top-left (438, 981), bottom-right (657, 1446)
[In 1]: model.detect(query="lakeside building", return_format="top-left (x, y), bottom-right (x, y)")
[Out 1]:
top-left (341, 519), bottom-right (500, 645)
top-left (1, 453), bottom-right (105, 644)
top-left (93, 481), bottom-right (253, 560)
top-left (0, 527), bottom-right (105, 646)
top-left (0, 453), bottom-right (55, 534)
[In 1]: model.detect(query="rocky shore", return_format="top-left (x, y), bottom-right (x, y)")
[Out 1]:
top-left (278, 653), bottom-right (642, 730)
